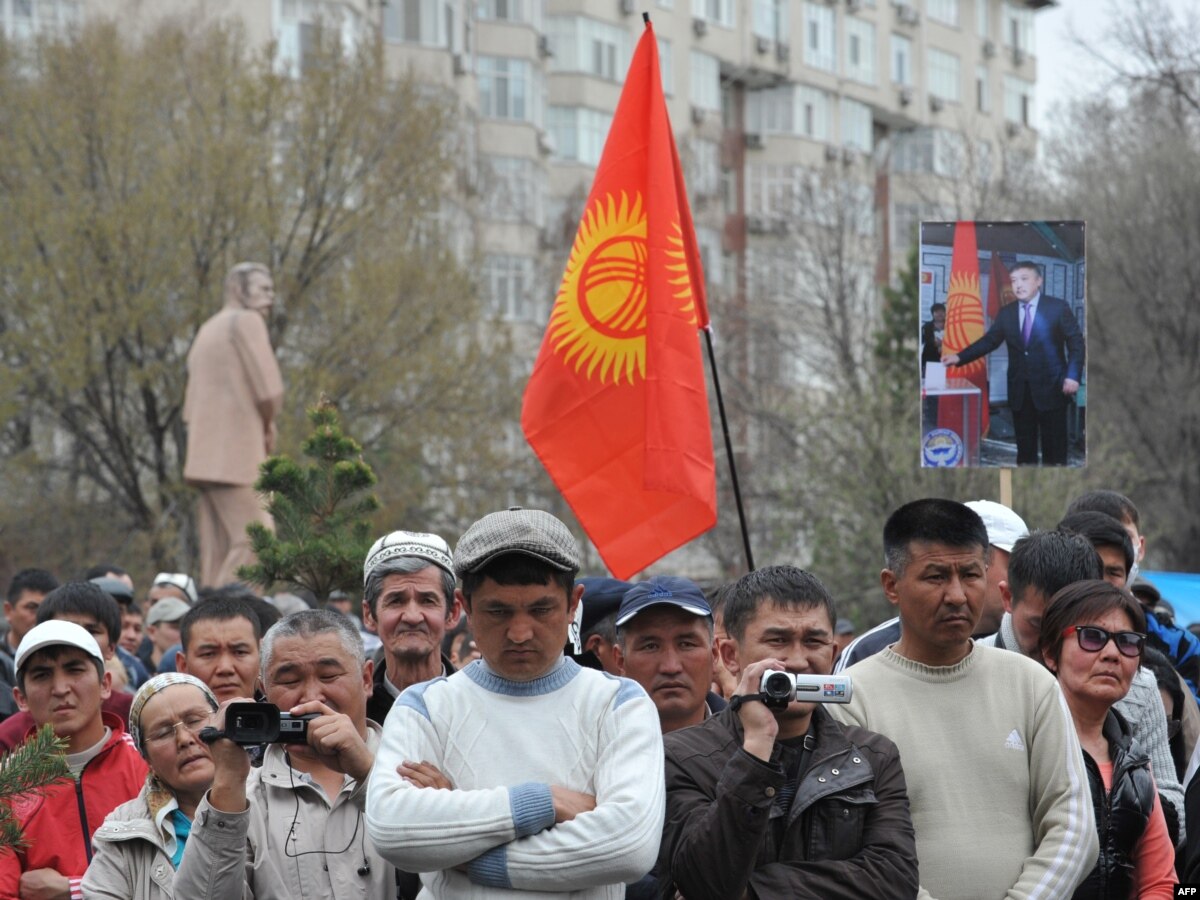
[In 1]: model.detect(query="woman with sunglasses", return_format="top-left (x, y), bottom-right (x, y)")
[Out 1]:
top-left (82, 673), bottom-right (225, 899)
top-left (1038, 580), bottom-right (1176, 899)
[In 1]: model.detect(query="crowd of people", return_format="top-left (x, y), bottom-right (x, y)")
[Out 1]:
top-left (1, 489), bottom-right (1198, 899)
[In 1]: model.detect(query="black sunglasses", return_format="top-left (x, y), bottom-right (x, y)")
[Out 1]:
top-left (1062, 625), bottom-right (1146, 659)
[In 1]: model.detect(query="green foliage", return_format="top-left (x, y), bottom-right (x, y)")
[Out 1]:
top-left (238, 399), bottom-right (380, 604)
top-left (0, 19), bottom-right (524, 582)
top-left (0, 725), bottom-right (70, 853)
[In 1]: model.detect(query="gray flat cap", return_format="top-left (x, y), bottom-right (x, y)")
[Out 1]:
top-left (454, 507), bottom-right (580, 576)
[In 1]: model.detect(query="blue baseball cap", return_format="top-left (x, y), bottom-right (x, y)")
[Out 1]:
top-left (578, 576), bottom-right (634, 634)
top-left (616, 576), bottom-right (712, 627)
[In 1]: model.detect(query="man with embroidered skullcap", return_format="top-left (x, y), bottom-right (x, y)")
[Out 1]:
top-left (361, 530), bottom-right (461, 726)
top-left (366, 507), bottom-right (665, 898)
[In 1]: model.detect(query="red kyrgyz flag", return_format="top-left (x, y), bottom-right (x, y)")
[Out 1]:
top-left (521, 20), bottom-right (717, 579)
top-left (939, 221), bottom-right (990, 439)
top-left (986, 251), bottom-right (1015, 322)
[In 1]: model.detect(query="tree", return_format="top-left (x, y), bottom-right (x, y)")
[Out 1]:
top-left (239, 399), bottom-right (379, 604)
top-left (0, 18), bottom-right (521, 582)
top-left (1046, 0), bottom-right (1200, 570)
top-left (0, 726), bottom-right (69, 853)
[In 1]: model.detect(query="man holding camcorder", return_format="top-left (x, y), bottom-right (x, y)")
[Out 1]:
top-left (659, 565), bottom-right (918, 900)
top-left (174, 608), bottom-right (395, 900)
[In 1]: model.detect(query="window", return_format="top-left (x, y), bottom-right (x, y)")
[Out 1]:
top-left (547, 106), bottom-right (613, 165)
top-left (745, 85), bottom-right (830, 140)
top-left (382, 0), bottom-right (448, 47)
top-left (545, 16), bottom-right (630, 81)
top-left (689, 50), bottom-right (721, 112)
top-left (975, 0), bottom-right (989, 38)
top-left (482, 255), bottom-right (539, 322)
top-left (752, 0), bottom-right (787, 41)
top-left (926, 0), bottom-right (959, 27)
top-left (840, 98), bottom-right (872, 151)
top-left (476, 0), bottom-right (539, 25)
top-left (480, 156), bottom-right (545, 226)
top-left (927, 48), bottom-right (960, 102)
top-left (1003, 2), bottom-right (1034, 53)
top-left (478, 56), bottom-right (542, 124)
top-left (891, 33), bottom-right (912, 86)
top-left (279, 1), bottom-right (364, 73)
top-left (892, 127), bottom-right (965, 177)
top-left (803, 3), bottom-right (836, 72)
top-left (658, 37), bottom-right (673, 96)
top-left (684, 137), bottom-right (720, 198)
top-left (696, 227), bottom-right (724, 292)
top-left (976, 64), bottom-right (990, 112)
top-left (691, 0), bottom-right (734, 28)
top-left (844, 17), bottom-right (876, 84)
top-left (1003, 74), bottom-right (1033, 125)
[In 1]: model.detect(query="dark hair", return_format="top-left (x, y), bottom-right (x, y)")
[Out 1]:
top-left (199, 585), bottom-right (281, 636)
top-left (123, 602), bottom-right (144, 617)
top-left (723, 565), bottom-right (836, 644)
top-left (36, 582), bottom-right (121, 647)
top-left (883, 499), bottom-right (988, 575)
top-left (1057, 511), bottom-right (1134, 572)
top-left (930, 302), bottom-right (946, 313)
top-left (6, 568), bottom-right (58, 605)
top-left (1066, 490), bottom-right (1140, 530)
top-left (180, 596), bottom-right (263, 653)
top-left (16, 644), bottom-right (105, 694)
top-left (1038, 580), bottom-right (1146, 669)
top-left (1006, 530), bottom-right (1101, 607)
top-left (1010, 260), bottom-right (1042, 278)
top-left (84, 563), bottom-right (128, 581)
top-left (459, 554), bottom-right (574, 607)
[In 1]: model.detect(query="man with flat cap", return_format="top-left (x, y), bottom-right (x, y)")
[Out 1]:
top-left (361, 530), bottom-right (461, 725)
top-left (614, 575), bottom-right (725, 735)
top-left (367, 507), bottom-right (665, 898)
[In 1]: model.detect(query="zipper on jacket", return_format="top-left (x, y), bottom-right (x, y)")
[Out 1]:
top-left (74, 776), bottom-right (93, 863)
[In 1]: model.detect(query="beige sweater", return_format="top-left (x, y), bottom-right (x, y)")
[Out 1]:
top-left (831, 643), bottom-right (1098, 900)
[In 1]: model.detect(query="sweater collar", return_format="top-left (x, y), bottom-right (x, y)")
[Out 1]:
top-left (463, 656), bottom-right (581, 696)
top-left (881, 642), bottom-right (978, 682)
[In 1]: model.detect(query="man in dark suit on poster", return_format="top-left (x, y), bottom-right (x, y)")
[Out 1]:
top-left (943, 261), bottom-right (1084, 465)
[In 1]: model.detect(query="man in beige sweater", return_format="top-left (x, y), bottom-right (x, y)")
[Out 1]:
top-left (184, 262), bottom-right (284, 588)
top-left (832, 498), bottom-right (1097, 899)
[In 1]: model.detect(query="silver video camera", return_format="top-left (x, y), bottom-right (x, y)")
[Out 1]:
top-left (760, 670), bottom-right (852, 708)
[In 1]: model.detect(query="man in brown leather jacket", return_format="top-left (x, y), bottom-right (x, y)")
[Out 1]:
top-left (660, 565), bottom-right (918, 900)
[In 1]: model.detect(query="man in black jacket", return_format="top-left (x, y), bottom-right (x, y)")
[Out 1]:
top-left (361, 530), bottom-right (459, 726)
top-left (660, 566), bottom-right (917, 900)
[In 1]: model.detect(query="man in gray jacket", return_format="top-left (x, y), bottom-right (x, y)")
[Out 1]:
top-left (174, 609), bottom-right (394, 899)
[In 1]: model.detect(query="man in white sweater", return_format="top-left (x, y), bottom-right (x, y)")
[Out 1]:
top-left (831, 498), bottom-right (1097, 900)
top-left (366, 507), bottom-right (665, 899)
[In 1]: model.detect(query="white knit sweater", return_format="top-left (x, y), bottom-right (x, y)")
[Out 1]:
top-left (366, 656), bottom-right (665, 899)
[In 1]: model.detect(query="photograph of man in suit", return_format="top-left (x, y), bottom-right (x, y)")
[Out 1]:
top-left (943, 261), bottom-right (1084, 465)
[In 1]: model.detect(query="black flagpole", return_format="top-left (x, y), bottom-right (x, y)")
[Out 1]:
top-left (703, 327), bottom-right (755, 572)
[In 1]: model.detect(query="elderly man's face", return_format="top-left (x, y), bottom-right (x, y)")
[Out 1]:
top-left (264, 631), bottom-right (371, 733)
top-left (365, 568), bottom-right (460, 666)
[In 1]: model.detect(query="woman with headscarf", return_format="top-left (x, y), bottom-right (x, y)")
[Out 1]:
top-left (1038, 580), bottom-right (1176, 899)
top-left (82, 673), bottom-right (230, 899)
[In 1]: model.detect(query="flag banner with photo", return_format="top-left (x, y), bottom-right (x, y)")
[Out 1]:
top-left (919, 221), bottom-right (1086, 469)
top-left (521, 20), bottom-right (717, 578)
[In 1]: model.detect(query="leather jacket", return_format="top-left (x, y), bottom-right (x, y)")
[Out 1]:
top-left (1074, 710), bottom-right (1156, 900)
top-left (662, 704), bottom-right (918, 900)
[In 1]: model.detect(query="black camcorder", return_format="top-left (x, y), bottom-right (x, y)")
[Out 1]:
top-left (760, 671), bottom-right (852, 709)
top-left (200, 702), bottom-right (319, 745)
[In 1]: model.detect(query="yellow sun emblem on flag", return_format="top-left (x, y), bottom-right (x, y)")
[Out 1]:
top-left (945, 270), bottom-right (986, 380)
top-left (548, 191), bottom-right (697, 385)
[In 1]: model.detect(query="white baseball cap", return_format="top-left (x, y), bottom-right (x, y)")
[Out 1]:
top-left (15, 620), bottom-right (104, 674)
top-left (965, 500), bottom-right (1029, 553)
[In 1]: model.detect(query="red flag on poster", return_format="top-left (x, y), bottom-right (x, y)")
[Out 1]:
top-left (986, 251), bottom-right (1015, 322)
top-left (939, 221), bottom-right (991, 439)
top-left (521, 20), bottom-right (716, 580)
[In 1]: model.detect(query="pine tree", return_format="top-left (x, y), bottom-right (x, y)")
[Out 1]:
top-left (0, 725), bottom-right (70, 853)
top-left (238, 397), bottom-right (381, 604)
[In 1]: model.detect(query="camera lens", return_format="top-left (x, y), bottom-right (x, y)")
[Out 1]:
top-left (762, 671), bottom-right (794, 701)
